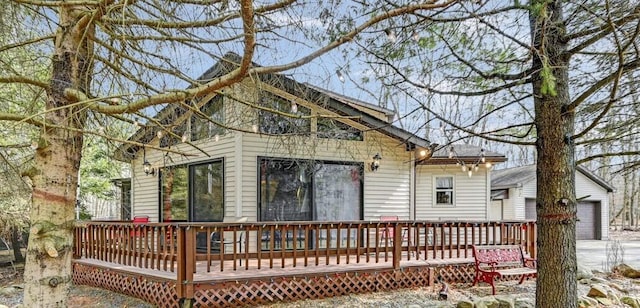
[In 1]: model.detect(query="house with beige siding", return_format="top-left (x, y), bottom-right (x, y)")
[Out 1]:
top-left (491, 165), bottom-right (614, 240)
top-left (114, 53), bottom-right (506, 228)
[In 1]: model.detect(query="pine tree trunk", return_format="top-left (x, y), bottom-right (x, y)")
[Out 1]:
top-left (530, 1), bottom-right (578, 307)
top-left (11, 228), bottom-right (25, 263)
top-left (22, 7), bottom-right (92, 307)
top-left (630, 170), bottom-right (637, 227)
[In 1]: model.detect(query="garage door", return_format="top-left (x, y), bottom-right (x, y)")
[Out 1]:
top-left (577, 202), bottom-right (599, 240)
top-left (526, 200), bottom-right (600, 240)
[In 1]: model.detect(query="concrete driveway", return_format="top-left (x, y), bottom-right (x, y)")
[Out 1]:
top-left (576, 240), bottom-right (640, 271)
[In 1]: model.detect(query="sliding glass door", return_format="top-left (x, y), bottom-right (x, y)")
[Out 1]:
top-left (258, 157), bottom-right (363, 249)
top-left (160, 159), bottom-right (224, 222)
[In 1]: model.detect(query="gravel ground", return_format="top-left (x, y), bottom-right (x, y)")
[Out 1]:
top-left (258, 280), bottom-right (538, 308)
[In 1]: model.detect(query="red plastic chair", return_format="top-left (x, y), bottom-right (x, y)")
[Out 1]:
top-left (379, 216), bottom-right (409, 246)
top-left (131, 215), bottom-right (149, 237)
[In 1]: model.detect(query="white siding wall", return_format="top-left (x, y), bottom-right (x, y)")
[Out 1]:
top-left (500, 192), bottom-right (516, 220)
top-left (415, 165), bottom-right (490, 220)
top-left (511, 187), bottom-right (526, 220)
top-left (521, 181), bottom-right (536, 199)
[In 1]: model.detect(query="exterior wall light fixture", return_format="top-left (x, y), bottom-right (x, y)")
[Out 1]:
top-left (371, 153), bottom-right (382, 172)
top-left (142, 147), bottom-right (156, 176)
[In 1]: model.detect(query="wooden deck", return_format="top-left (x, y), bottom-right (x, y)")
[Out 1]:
top-left (72, 220), bottom-right (536, 307)
top-left (74, 252), bottom-right (475, 282)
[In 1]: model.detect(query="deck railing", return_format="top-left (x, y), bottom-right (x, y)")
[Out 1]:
top-left (74, 220), bottom-right (536, 286)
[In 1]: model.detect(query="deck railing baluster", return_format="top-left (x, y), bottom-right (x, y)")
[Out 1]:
top-left (293, 225), bottom-right (299, 267)
top-left (346, 223), bottom-right (351, 264)
top-left (336, 223), bottom-right (341, 265)
top-left (280, 225), bottom-right (286, 268)
top-left (314, 224), bottom-right (320, 266)
top-left (455, 222), bottom-right (460, 258)
top-left (303, 225), bottom-right (309, 267)
top-left (325, 224), bottom-right (331, 266)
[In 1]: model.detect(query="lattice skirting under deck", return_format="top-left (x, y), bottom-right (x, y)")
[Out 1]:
top-left (73, 262), bottom-right (528, 307)
top-left (194, 266), bottom-right (444, 307)
top-left (72, 263), bottom-right (180, 307)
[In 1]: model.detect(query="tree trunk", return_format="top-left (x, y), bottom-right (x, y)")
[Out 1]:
top-left (530, 1), bottom-right (578, 307)
top-left (11, 228), bottom-right (25, 263)
top-left (22, 7), bottom-right (92, 307)
top-left (630, 170), bottom-right (636, 227)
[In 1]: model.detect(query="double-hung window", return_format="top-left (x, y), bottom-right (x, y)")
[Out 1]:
top-left (435, 176), bottom-right (454, 206)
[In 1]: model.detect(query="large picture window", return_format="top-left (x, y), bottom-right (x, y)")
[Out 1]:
top-left (435, 176), bottom-right (454, 206)
top-left (258, 158), bottom-right (362, 222)
top-left (160, 159), bottom-right (224, 222)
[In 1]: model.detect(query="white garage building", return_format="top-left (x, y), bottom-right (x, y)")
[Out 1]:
top-left (491, 165), bottom-right (614, 240)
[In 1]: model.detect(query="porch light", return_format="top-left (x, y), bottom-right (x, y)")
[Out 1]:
top-left (142, 146), bottom-right (156, 176)
top-left (371, 153), bottom-right (382, 172)
top-left (143, 160), bottom-right (155, 176)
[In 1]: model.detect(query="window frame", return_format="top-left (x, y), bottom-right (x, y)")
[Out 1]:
top-left (159, 158), bottom-right (225, 222)
top-left (258, 93), bottom-right (311, 135)
top-left (190, 96), bottom-right (225, 142)
top-left (433, 175), bottom-right (455, 207)
top-left (257, 156), bottom-right (364, 222)
top-left (317, 117), bottom-right (363, 141)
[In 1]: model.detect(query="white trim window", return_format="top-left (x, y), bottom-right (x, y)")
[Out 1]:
top-left (434, 176), bottom-right (454, 206)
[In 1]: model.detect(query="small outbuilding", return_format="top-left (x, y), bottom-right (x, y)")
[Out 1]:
top-left (491, 165), bottom-right (614, 240)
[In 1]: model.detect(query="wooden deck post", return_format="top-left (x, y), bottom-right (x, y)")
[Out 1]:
top-left (528, 221), bottom-right (537, 259)
top-left (176, 226), bottom-right (196, 307)
top-left (176, 226), bottom-right (185, 299)
top-left (393, 223), bottom-right (401, 270)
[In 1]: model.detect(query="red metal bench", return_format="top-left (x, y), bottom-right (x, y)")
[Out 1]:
top-left (472, 244), bottom-right (537, 295)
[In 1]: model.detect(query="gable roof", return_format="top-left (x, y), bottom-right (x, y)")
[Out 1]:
top-left (114, 52), bottom-right (431, 162)
top-left (491, 164), bottom-right (614, 192)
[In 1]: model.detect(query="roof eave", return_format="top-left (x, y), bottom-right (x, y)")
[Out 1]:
top-left (418, 157), bottom-right (507, 165)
